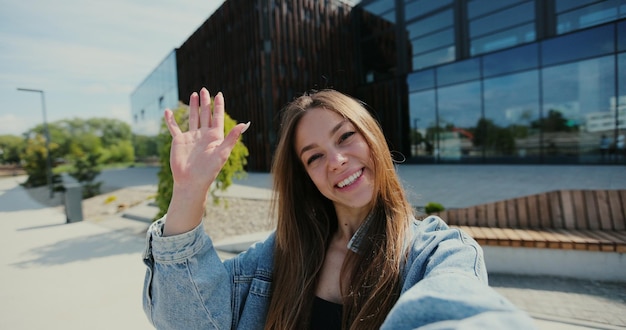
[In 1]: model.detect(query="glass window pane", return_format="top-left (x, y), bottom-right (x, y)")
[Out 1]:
top-left (542, 24), bottom-right (614, 66)
top-left (363, 0), bottom-right (394, 16)
top-left (470, 1), bottom-right (535, 38)
top-left (412, 47), bottom-right (455, 71)
top-left (483, 71), bottom-right (540, 158)
top-left (411, 28), bottom-right (454, 56)
top-left (437, 82), bottom-right (483, 161)
top-left (541, 56), bottom-right (615, 162)
top-left (471, 23), bottom-right (536, 56)
top-left (407, 69), bottom-right (435, 92)
top-left (555, 0), bottom-right (601, 13)
top-left (619, 20), bottom-right (626, 51)
top-left (405, 0), bottom-right (453, 22)
top-left (557, 0), bottom-right (621, 34)
top-left (409, 90), bottom-right (437, 158)
top-left (483, 43), bottom-right (538, 77)
top-left (436, 58), bottom-right (481, 86)
top-left (617, 53), bottom-right (626, 161)
top-left (406, 9), bottom-right (453, 40)
top-left (468, 0), bottom-right (526, 19)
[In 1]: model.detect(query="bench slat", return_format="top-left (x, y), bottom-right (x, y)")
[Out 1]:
top-left (475, 204), bottom-right (486, 227)
top-left (516, 197), bottom-right (528, 228)
top-left (607, 190), bottom-right (626, 230)
top-left (486, 202), bottom-right (497, 227)
top-left (584, 190), bottom-right (599, 230)
top-left (543, 229), bottom-right (575, 250)
top-left (506, 199), bottom-right (517, 228)
top-left (595, 190), bottom-right (613, 230)
top-left (469, 226), bottom-right (498, 246)
top-left (560, 190), bottom-right (576, 229)
top-left (523, 229), bottom-right (549, 249)
top-left (572, 190), bottom-right (587, 229)
top-left (527, 195), bottom-right (540, 228)
top-left (466, 204), bottom-right (477, 226)
top-left (593, 231), bottom-right (626, 253)
top-left (538, 192), bottom-right (551, 229)
top-left (577, 230), bottom-right (616, 252)
top-left (613, 190), bottom-right (626, 230)
top-left (550, 191), bottom-right (564, 229)
top-left (482, 227), bottom-right (511, 246)
top-left (496, 201), bottom-right (507, 228)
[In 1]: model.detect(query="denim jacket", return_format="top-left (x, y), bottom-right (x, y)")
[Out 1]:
top-left (143, 216), bottom-right (536, 329)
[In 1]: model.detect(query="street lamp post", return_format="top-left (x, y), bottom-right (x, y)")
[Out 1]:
top-left (17, 88), bottom-right (54, 199)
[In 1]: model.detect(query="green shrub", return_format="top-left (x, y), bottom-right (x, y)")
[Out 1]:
top-left (424, 202), bottom-right (445, 214)
top-left (154, 102), bottom-right (249, 220)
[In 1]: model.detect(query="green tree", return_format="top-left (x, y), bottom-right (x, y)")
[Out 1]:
top-left (154, 103), bottom-right (249, 219)
top-left (20, 134), bottom-right (62, 188)
top-left (0, 135), bottom-right (25, 164)
top-left (69, 152), bottom-right (102, 198)
top-left (132, 134), bottom-right (159, 160)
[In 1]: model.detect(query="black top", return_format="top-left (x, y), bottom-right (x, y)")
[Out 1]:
top-left (310, 296), bottom-right (343, 330)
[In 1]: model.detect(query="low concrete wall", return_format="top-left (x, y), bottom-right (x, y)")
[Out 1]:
top-left (483, 246), bottom-right (626, 282)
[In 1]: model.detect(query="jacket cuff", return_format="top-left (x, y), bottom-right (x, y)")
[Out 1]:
top-left (144, 215), bottom-right (210, 263)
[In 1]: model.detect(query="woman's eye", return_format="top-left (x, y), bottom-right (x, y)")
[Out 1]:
top-left (339, 131), bottom-right (355, 143)
top-left (307, 154), bottom-right (322, 165)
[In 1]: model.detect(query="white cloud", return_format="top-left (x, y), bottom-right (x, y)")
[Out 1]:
top-left (0, 114), bottom-right (32, 136)
top-left (0, 0), bottom-right (224, 136)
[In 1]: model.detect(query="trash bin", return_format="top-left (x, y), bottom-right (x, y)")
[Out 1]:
top-left (65, 184), bottom-right (84, 223)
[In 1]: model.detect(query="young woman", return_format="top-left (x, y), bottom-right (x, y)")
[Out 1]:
top-left (142, 88), bottom-right (536, 329)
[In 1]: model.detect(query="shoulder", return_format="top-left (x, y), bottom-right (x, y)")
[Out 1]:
top-left (407, 215), bottom-right (482, 256)
top-left (402, 215), bottom-right (487, 282)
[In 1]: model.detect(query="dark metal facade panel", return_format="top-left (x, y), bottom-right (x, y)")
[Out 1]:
top-left (176, 0), bottom-right (405, 171)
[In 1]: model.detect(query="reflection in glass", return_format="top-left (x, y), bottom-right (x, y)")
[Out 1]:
top-left (410, 29), bottom-right (454, 57)
top-left (409, 90), bottom-right (436, 159)
top-left (483, 43), bottom-right (538, 77)
top-left (437, 82), bottom-right (482, 161)
top-left (469, 1), bottom-right (534, 38)
top-left (406, 9), bottom-right (453, 40)
top-left (471, 23), bottom-right (535, 56)
top-left (407, 69), bottom-right (435, 92)
top-left (413, 47), bottom-right (455, 71)
top-left (542, 56), bottom-right (615, 162)
top-left (405, 0), bottom-right (453, 22)
top-left (468, 0), bottom-right (527, 19)
top-left (542, 24), bottom-right (614, 66)
top-left (619, 20), bottom-right (626, 51)
top-left (436, 58), bottom-right (480, 86)
top-left (616, 53), bottom-right (626, 163)
top-left (483, 71), bottom-right (540, 159)
top-left (556, 0), bottom-right (624, 35)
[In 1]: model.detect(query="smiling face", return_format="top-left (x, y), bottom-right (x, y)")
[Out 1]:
top-left (295, 107), bottom-right (375, 218)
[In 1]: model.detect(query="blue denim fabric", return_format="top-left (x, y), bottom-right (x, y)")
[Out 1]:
top-left (143, 216), bottom-right (536, 329)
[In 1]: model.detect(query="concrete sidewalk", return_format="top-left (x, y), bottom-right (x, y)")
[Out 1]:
top-left (0, 175), bottom-right (152, 330)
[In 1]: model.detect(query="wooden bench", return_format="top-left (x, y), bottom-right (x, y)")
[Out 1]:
top-left (434, 190), bottom-right (626, 253)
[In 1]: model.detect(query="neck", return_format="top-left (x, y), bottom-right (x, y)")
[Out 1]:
top-left (334, 205), bottom-right (369, 242)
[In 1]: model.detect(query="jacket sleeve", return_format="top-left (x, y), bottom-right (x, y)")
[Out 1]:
top-left (142, 216), bottom-right (233, 330)
top-left (381, 216), bottom-right (537, 330)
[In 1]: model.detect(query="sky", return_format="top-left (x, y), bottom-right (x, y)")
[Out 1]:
top-left (0, 0), bottom-right (224, 136)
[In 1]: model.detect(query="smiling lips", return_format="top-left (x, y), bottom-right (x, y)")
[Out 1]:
top-left (336, 169), bottom-right (363, 188)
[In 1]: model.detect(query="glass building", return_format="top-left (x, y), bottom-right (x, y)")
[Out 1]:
top-left (357, 0), bottom-right (626, 164)
top-left (132, 0), bottom-right (626, 169)
top-left (130, 51), bottom-right (179, 136)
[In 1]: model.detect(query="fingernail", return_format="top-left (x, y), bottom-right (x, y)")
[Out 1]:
top-left (241, 121), bottom-right (251, 134)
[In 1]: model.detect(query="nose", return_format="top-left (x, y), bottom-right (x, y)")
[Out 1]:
top-left (328, 149), bottom-right (347, 171)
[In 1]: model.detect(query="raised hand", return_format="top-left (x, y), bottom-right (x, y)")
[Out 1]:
top-left (163, 88), bottom-right (250, 236)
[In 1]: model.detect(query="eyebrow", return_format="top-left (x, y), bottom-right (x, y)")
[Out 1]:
top-left (299, 119), bottom-right (348, 157)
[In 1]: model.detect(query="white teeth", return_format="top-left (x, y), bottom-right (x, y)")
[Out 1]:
top-left (337, 169), bottom-right (363, 188)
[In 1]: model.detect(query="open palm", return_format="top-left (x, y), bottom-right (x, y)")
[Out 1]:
top-left (165, 88), bottom-right (249, 192)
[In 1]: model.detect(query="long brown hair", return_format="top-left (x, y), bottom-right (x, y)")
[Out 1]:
top-left (265, 90), bottom-right (413, 329)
